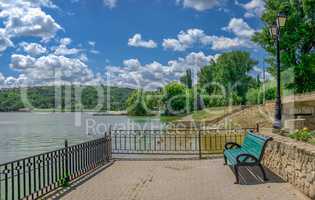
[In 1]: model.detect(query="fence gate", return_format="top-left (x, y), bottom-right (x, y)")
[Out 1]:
top-left (110, 128), bottom-right (253, 159)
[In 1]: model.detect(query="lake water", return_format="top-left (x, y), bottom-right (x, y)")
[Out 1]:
top-left (0, 112), bottom-right (163, 164)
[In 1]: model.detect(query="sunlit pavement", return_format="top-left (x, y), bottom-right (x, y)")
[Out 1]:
top-left (47, 159), bottom-right (309, 200)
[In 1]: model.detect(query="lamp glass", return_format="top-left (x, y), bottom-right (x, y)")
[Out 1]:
top-left (269, 26), bottom-right (277, 38)
top-left (277, 13), bottom-right (287, 27)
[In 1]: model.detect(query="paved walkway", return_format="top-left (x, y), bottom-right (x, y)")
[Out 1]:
top-left (48, 159), bottom-right (309, 200)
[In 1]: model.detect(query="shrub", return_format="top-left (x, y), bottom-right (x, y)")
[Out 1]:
top-left (289, 128), bottom-right (315, 142)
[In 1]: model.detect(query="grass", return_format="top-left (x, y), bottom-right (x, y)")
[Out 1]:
top-left (160, 115), bottom-right (186, 122)
top-left (190, 106), bottom-right (241, 121)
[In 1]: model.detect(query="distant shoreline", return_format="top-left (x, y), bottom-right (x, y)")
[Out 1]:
top-left (0, 110), bottom-right (129, 115)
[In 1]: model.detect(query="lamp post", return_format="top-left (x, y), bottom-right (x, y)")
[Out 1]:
top-left (269, 13), bottom-right (287, 129)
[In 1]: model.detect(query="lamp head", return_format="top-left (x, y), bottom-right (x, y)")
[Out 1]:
top-left (277, 12), bottom-right (287, 28)
top-left (269, 25), bottom-right (277, 39)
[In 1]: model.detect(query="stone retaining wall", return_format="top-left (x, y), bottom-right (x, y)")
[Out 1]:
top-left (261, 130), bottom-right (315, 199)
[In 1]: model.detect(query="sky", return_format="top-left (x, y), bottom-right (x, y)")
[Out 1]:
top-left (0, 0), bottom-right (267, 89)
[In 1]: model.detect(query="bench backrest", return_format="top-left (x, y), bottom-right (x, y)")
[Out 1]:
top-left (242, 131), bottom-right (272, 161)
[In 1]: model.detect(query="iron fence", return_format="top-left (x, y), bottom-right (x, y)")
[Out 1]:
top-left (0, 136), bottom-right (111, 200)
top-left (111, 128), bottom-right (255, 156)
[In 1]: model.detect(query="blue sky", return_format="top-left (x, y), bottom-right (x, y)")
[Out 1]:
top-left (0, 0), bottom-right (267, 89)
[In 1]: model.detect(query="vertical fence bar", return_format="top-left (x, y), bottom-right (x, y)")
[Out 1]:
top-left (64, 140), bottom-right (69, 184)
top-left (198, 130), bottom-right (202, 159)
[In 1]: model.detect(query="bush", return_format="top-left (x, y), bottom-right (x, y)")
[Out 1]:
top-left (162, 82), bottom-right (190, 115)
top-left (202, 95), bottom-right (226, 107)
top-left (246, 83), bottom-right (276, 105)
top-left (289, 128), bottom-right (315, 142)
top-left (126, 90), bottom-right (148, 116)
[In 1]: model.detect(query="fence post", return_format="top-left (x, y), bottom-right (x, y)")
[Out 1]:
top-left (108, 125), bottom-right (112, 160)
top-left (198, 130), bottom-right (202, 159)
top-left (64, 140), bottom-right (70, 182)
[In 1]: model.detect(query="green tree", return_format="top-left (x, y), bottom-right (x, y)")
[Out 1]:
top-left (198, 51), bottom-right (257, 105)
top-left (180, 69), bottom-right (193, 89)
top-left (198, 60), bottom-right (215, 94)
top-left (162, 82), bottom-right (190, 115)
top-left (126, 89), bottom-right (148, 116)
top-left (252, 0), bottom-right (315, 93)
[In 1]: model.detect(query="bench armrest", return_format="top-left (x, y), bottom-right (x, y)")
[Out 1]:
top-left (236, 153), bottom-right (258, 164)
top-left (224, 142), bottom-right (241, 150)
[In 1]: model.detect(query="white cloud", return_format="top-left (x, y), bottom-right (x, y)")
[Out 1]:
top-left (9, 54), bottom-right (95, 85)
top-left (0, 2), bottom-right (62, 41)
top-left (210, 36), bottom-right (244, 50)
top-left (128, 34), bottom-right (157, 49)
top-left (54, 38), bottom-right (82, 56)
top-left (19, 42), bottom-right (47, 56)
top-left (0, 29), bottom-right (13, 52)
top-left (10, 54), bottom-right (36, 69)
top-left (163, 29), bottom-right (211, 51)
top-left (176, 0), bottom-right (219, 11)
top-left (237, 0), bottom-right (265, 18)
top-left (223, 18), bottom-right (255, 38)
top-left (0, 72), bottom-right (5, 85)
top-left (123, 59), bottom-right (141, 70)
top-left (88, 41), bottom-right (96, 47)
top-left (87, 41), bottom-right (100, 54)
top-left (163, 25), bottom-right (256, 51)
top-left (103, 0), bottom-right (117, 8)
top-left (106, 52), bottom-right (218, 89)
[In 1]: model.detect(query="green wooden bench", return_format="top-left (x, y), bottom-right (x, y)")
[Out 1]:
top-left (224, 130), bottom-right (272, 184)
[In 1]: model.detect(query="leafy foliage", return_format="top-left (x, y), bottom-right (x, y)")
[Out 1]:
top-left (180, 69), bottom-right (193, 89)
top-left (289, 128), bottom-right (315, 142)
top-left (0, 86), bottom-right (133, 111)
top-left (198, 51), bottom-right (257, 105)
top-left (246, 82), bottom-right (277, 105)
top-left (253, 0), bottom-right (315, 93)
top-left (126, 89), bottom-right (148, 116)
top-left (162, 82), bottom-right (191, 115)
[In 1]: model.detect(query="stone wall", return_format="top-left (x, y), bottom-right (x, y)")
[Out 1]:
top-left (261, 130), bottom-right (315, 199)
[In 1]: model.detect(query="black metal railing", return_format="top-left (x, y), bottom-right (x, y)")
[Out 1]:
top-left (111, 128), bottom-right (255, 156)
top-left (0, 136), bottom-right (111, 200)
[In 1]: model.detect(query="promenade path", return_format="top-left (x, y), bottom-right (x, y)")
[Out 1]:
top-left (47, 159), bottom-right (309, 200)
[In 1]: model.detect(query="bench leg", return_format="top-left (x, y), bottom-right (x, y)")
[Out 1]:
top-left (224, 155), bottom-right (227, 165)
top-left (234, 165), bottom-right (239, 184)
top-left (259, 164), bottom-right (268, 181)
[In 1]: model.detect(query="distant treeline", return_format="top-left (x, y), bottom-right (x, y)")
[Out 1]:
top-left (0, 85), bottom-right (134, 112)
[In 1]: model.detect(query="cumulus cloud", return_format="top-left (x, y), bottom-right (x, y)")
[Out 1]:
top-left (19, 42), bottom-right (47, 56)
top-left (223, 18), bottom-right (255, 38)
top-left (0, 2), bottom-right (62, 41)
top-left (176, 0), bottom-right (219, 11)
top-left (106, 52), bottom-right (218, 89)
top-left (236, 0), bottom-right (265, 18)
top-left (128, 34), bottom-right (157, 49)
top-left (103, 0), bottom-right (117, 8)
top-left (54, 38), bottom-right (82, 56)
top-left (163, 29), bottom-right (211, 51)
top-left (9, 54), bottom-right (95, 86)
top-left (0, 29), bottom-right (13, 52)
top-left (164, 18), bottom-right (256, 51)
top-left (0, 72), bottom-right (5, 85)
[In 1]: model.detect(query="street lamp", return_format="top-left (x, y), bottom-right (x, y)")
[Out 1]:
top-left (269, 12), bottom-right (287, 129)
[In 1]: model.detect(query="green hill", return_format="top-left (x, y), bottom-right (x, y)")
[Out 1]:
top-left (0, 85), bottom-right (134, 112)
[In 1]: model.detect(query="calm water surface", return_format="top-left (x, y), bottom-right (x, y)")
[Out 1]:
top-left (0, 112), bottom-right (162, 163)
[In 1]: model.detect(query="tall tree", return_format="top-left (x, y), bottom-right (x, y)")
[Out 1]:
top-left (180, 69), bottom-right (193, 89)
top-left (253, 0), bottom-right (315, 93)
top-left (126, 89), bottom-right (148, 116)
top-left (207, 51), bottom-right (257, 104)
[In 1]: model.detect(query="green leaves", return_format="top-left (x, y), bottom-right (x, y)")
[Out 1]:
top-left (198, 51), bottom-right (257, 105)
top-left (126, 89), bottom-right (148, 116)
top-left (254, 0), bottom-right (315, 93)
